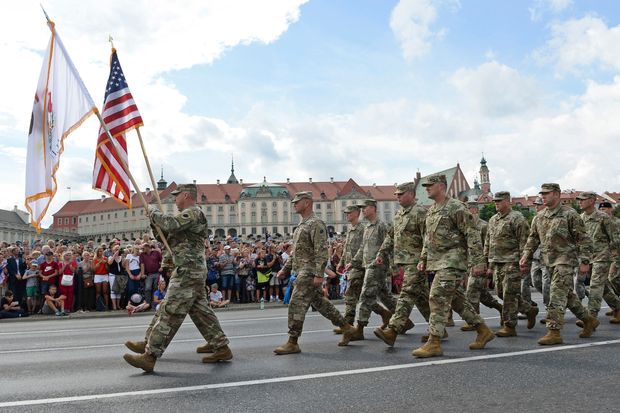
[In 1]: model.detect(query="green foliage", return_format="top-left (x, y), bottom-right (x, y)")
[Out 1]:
top-left (570, 201), bottom-right (582, 213)
top-left (478, 203), bottom-right (496, 221)
top-left (614, 205), bottom-right (620, 219)
top-left (513, 205), bottom-right (535, 223)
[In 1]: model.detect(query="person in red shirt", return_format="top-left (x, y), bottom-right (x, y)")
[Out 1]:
top-left (39, 251), bottom-right (59, 296)
top-left (58, 252), bottom-right (77, 313)
top-left (93, 247), bottom-right (110, 310)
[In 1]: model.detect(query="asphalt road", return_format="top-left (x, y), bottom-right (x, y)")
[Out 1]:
top-left (1, 293), bottom-right (619, 413)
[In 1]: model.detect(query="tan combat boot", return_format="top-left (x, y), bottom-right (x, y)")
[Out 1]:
top-left (123, 352), bottom-right (156, 372)
top-left (375, 307), bottom-right (393, 329)
top-left (339, 323), bottom-right (364, 346)
top-left (421, 329), bottom-right (448, 342)
top-left (446, 310), bottom-right (455, 327)
top-left (402, 319), bottom-right (415, 334)
top-left (609, 309), bottom-right (620, 324)
top-left (125, 340), bottom-right (146, 354)
top-left (374, 326), bottom-right (398, 347)
top-left (527, 306), bottom-right (539, 330)
top-left (469, 323), bottom-right (495, 350)
top-left (196, 343), bottom-right (214, 354)
top-left (606, 309), bottom-right (614, 317)
top-left (274, 337), bottom-right (301, 355)
top-left (412, 334), bottom-right (443, 358)
top-left (579, 316), bottom-right (600, 338)
top-left (333, 327), bottom-right (344, 334)
top-left (538, 329), bottom-right (563, 345)
top-left (202, 345), bottom-right (233, 363)
top-left (460, 323), bottom-right (476, 331)
top-left (495, 325), bottom-right (517, 337)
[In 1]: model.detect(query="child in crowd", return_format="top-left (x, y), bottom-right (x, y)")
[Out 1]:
top-left (0, 290), bottom-right (28, 318)
top-left (23, 261), bottom-right (40, 315)
top-left (42, 284), bottom-right (68, 316)
top-left (153, 279), bottom-right (167, 311)
top-left (126, 293), bottom-right (150, 315)
top-left (209, 283), bottom-right (230, 308)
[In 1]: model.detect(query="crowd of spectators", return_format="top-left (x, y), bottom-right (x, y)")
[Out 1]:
top-left (0, 233), bottom-right (402, 320)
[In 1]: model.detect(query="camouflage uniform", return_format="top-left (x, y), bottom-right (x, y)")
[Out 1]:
top-left (144, 203), bottom-right (229, 358)
top-left (530, 247), bottom-right (550, 305)
top-left (342, 218), bottom-right (365, 325)
top-left (609, 217), bottom-right (620, 295)
top-left (522, 199), bottom-right (592, 330)
top-left (353, 213), bottom-right (397, 326)
top-left (283, 212), bottom-right (346, 338)
top-left (421, 197), bottom-right (485, 337)
top-left (485, 208), bottom-right (531, 328)
top-left (580, 204), bottom-right (620, 315)
top-left (377, 199), bottom-right (430, 333)
top-left (466, 216), bottom-right (501, 311)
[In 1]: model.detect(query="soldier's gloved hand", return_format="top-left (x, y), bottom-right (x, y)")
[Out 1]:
top-left (147, 205), bottom-right (159, 216)
top-left (519, 257), bottom-right (529, 273)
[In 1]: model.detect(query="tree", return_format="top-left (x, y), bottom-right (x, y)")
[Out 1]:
top-left (479, 203), bottom-right (496, 221)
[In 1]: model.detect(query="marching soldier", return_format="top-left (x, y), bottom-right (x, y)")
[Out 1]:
top-left (123, 184), bottom-right (232, 372)
top-left (520, 183), bottom-right (599, 345)
top-left (412, 175), bottom-right (494, 358)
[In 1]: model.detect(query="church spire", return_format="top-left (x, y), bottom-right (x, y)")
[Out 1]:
top-left (157, 164), bottom-right (167, 190)
top-left (226, 154), bottom-right (239, 184)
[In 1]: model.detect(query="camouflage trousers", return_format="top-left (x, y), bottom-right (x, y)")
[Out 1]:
top-left (428, 268), bottom-right (483, 337)
top-left (547, 264), bottom-right (588, 330)
top-left (343, 268), bottom-right (388, 325)
top-left (530, 259), bottom-right (550, 305)
top-left (288, 272), bottom-right (345, 338)
top-left (357, 264), bottom-right (397, 325)
top-left (145, 273), bottom-right (229, 358)
top-left (586, 262), bottom-right (620, 315)
top-left (494, 262), bottom-right (531, 328)
top-left (610, 262), bottom-right (620, 296)
top-left (389, 265), bottom-right (430, 333)
top-left (574, 268), bottom-right (589, 301)
top-left (465, 273), bottom-right (500, 311)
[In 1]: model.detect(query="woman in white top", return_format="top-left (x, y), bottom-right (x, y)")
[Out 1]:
top-left (125, 246), bottom-right (142, 297)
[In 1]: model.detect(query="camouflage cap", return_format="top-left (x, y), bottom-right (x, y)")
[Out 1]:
top-left (359, 199), bottom-right (377, 207)
top-left (467, 201), bottom-right (479, 208)
top-left (171, 183), bottom-right (197, 196)
top-left (576, 191), bottom-right (597, 200)
top-left (291, 191), bottom-right (312, 203)
top-left (493, 191), bottom-right (511, 201)
top-left (343, 205), bottom-right (361, 214)
top-left (394, 181), bottom-right (416, 195)
top-left (533, 196), bottom-right (544, 205)
top-left (599, 201), bottom-right (613, 209)
top-left (539, 183), bottom-right (561, 193)
top-left (421, 174), bottom-right (447, 187)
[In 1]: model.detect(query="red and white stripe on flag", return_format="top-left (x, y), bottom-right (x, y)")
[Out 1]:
top-left (92, 50), bottom-right (143, 207)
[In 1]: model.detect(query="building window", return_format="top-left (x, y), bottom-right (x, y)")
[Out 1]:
top-left (283, 226), bottom-right (289, 234)
top-left (100, 215), bottom-right (103, 220)
top-left (230, 205), bottom-right (235, 212)
top-left (218, 206), bottom-right (224, 212)
top-left (261, 202), bottom-right (267, 208)
top-left (251, 202), bottom-right (256, 208)
top-left (251, 227), bottom-right (257, 235)
top-left (241, 202), bottom-right (245, 209)
top-left (272, 211), bottom-right (278, 221)
top-left (241, 228), bottom-right (246, 235)
top-left (262, 227), bottom-right (267, 234)
top-left (315, 203), bottom-right (321, 210)
top-left (241, 212), bottom-right (246, 224)
top-left (251, 212), bottom-right (256, 224)
top-left (58, 218), bottom-right (62, 225)
top-left (272, 226), bottom-right (278, 234)
top-left (132, 211), bottom-right (136, 217)
top-left (326, 204), bottom-right (332, 210)
top-left (140, 209), bottom-right (144, 215)
top-left (230, 215), bottom-right (237, 224)
top-left (283, 214), bottom-right (289, 223)
top-left (217, 215), bottom-right (224, 225)
top-left (342, 201), bottom-right (347, 206)
top-left (64, 218), bottom-right (69, 224)
top-left (124, 211), bottom-right (128, 218)
top-left (79, 217), bottom-right (82, 223)
top-left (207, 206), bottom-right (212, 212)
top-left (93, 216), bottom-right (96, 222)
top-left (272, 201), bottom-right (277, 208)
top-left (326, 213), bottom-right (333, 224)
top-left (114, 213), bottom-right (117, 219)
top-left (85, 217), bottom-right (89, 222)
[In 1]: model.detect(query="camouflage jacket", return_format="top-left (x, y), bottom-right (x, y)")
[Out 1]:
top-left (522, 204), bottom-right (592, 267)
top-left (352, 218), bottom-right (390, 269)
top-left (377, 203), bottom-right (426, 265)
top-left (484, 209), bottom-right (530, 263)
top-left (475, 217), bottom-right (488, 250)
top-left (343, 222), bottom-right (364, 269)
top-left (150, 205), bottom-right (208, 277)
top-left (420, 197), bottom-right (484, 271)
top-left (282, 213), bottom-right (328, 277)
top-left (581, 210), bottom-right (619, 263)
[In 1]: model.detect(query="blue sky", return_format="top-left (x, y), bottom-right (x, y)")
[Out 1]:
top-left (1, 0), bottom-right (620, 227)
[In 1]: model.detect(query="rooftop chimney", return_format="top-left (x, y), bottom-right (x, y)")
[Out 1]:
top-left (240, 179), bottom-right (243, 184)
top-left (309, 178), bottom-right (312, 183)
top-left (373, 183), bottom-right (376, 187)
top-left (101, 195), bottom-right (105, 202)
top-left (416, 171), bottom-right (421, 180)
top-left (330, 177), bottom-right (334, 183)
top-left (286, 178), bottom-right (290, 184)
top-left (193, 180), bottom-right (196, 185)
top-left (217, 179), bottom-right (220, 185)
top-left (146, 187), bottom-right (150, 192)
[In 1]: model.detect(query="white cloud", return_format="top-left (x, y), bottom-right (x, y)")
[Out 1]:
top-left (449, 61), bottom-right (542, 117)
top-left (529, 0), bottom-right (572, 22)
top-left (535, 15), bottom-right (620, 74)
top-left (390, 0), bottom-right (458, 62)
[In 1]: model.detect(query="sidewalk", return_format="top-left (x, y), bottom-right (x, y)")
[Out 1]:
top-left (0, 299), bottom-right (345, 323)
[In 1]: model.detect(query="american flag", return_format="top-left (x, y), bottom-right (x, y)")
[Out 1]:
top-left (92, 49), bottom-right (143, 207)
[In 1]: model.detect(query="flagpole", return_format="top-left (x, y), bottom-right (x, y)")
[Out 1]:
top-left (135, 127), bottom-right (165, 211)
top-left (93, 109), bottom-right (174, 259)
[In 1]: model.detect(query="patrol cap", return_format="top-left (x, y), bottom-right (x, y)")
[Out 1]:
top-left (359, 199), bottom-right (377, 208)
top-left (422, 174), bottom-right (447, 187)
top-left (599, 201), bottom-right (613, 209)
top-left (467, 201), bottom-right (479, 208)
top-left (539, 183), bottom-right (561, 193)
top-left (171, 183), bottom-right (197, 196)
top-left (394, 181), bottom-right (416, 195)
top-left (493, 191), bottom-right (511, 201)
top-left (343, 205), bottom-right (361, 214)
top-left (576, 191), bottom-right (597, 200)
top-left (291, 191), bottom-right (312, 203)
top-left (533, 196), bottom-right (544, 205)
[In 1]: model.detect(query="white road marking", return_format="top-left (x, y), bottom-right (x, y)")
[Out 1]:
top-left (1, 338), bottom-right (618, 408)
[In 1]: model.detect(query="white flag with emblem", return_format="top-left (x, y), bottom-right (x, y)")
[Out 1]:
top-left (25, 21), bottom-right (96, 231)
